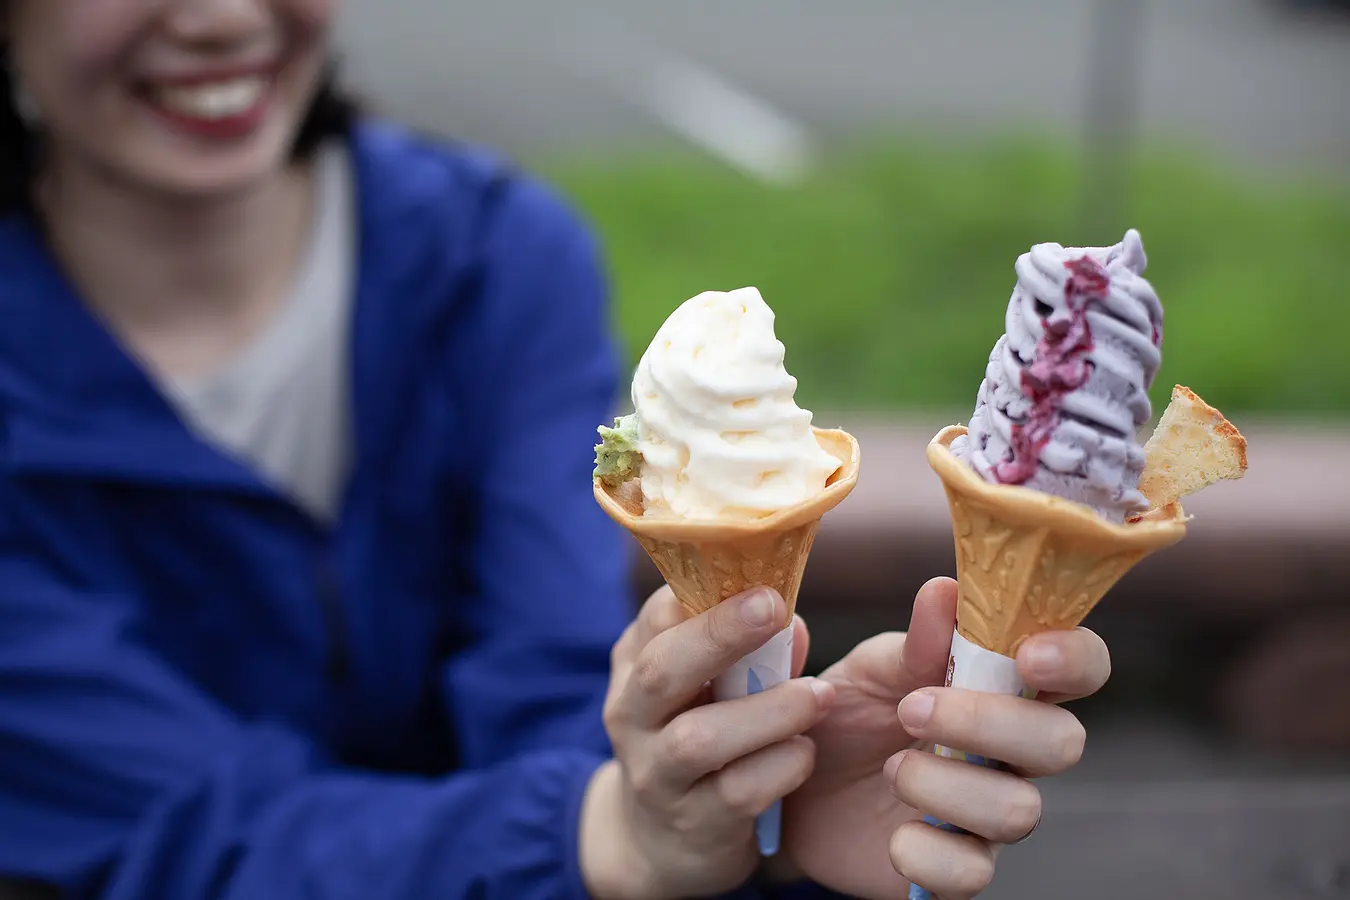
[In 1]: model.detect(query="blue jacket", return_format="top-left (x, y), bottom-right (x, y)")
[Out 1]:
top-left (0, 123), bottom-right (837, 900)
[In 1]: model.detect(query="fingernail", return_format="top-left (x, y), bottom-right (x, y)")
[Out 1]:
top-left (738, 588), bottom-right (777, 627)
top-left (899, 690), bottom-right (935, 729)
top-left (883, 750), bottom-right (909, 784)
top-left (1023, 641), bottom-right (1063, 675)
top-left (808, 677), bottom-right (835, 706)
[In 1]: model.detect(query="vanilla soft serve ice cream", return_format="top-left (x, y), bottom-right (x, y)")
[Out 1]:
top-left (627, 287), bottom-right (841, 519)
top-left (591, 286), bottom-right (861, 861)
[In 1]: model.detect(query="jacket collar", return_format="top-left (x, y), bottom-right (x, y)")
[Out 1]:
top-left (0, 211), bottom-right (262, 490)
top-left (0, 122), bottom-right (437, 493)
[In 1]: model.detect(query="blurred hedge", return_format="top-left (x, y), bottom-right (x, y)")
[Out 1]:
top-left (548, 137), bottom-right (1349, 417)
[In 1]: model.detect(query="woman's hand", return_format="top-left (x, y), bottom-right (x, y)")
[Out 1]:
top-left (780, 577), bottom-right (1111, 899)
top-left (579, 585), bottom-right (834, 900)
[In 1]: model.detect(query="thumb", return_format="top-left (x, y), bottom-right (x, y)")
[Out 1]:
top-left (846, 577), bottom-right (958, 699)
top-left (899, 577), bottom-right (960, 691)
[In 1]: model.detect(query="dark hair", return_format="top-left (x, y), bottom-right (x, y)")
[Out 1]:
top-left (0, 51), bottom-right (359, 214)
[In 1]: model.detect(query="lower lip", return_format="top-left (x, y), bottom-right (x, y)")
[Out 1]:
top-left (143, 83), bottom-right (274, 141)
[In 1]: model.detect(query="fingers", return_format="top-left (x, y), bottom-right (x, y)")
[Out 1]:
top-left (695, 735), bottom-right (817, 820)
top-left (653, 677), bottom-right (834, 788)
top-left (1016, 627), bottom-right (1112, 704)
top-left (902, 577), bottom-right (960, 688)
top-left (898, 688), bottom-right (1086, 777)
top-left (617, 587), bottom-right (791, 728)
top-left (839, 577), bottom-right (957, 700)
top-left (886, 750), bottom-right (1042, 844)
top-left (890, 820), bottom-right (996, 900)
top-left (635, 585), bottom-right (689, 645)
top-left (611, 586), bottom-right (686, 676)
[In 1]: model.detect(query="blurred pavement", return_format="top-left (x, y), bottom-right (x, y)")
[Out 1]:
top-left (337, 0), bottom-right (1350, 178)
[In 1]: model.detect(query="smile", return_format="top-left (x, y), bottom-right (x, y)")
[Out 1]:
top-left (151, 76), bottom-right (269, 121)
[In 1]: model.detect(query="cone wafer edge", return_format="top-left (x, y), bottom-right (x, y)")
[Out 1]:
top-left (927, 426), bottom-right (1187, 657)
top-left (594, 428), bottom-right (860, 619)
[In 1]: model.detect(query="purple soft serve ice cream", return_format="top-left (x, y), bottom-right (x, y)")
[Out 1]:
top-left (950, 229), bottom-right (1164, 523)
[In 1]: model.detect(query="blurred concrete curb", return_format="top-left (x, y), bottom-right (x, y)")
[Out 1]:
top-left (626, 416), bottom-right (1350, 749)
top-left (625, 415), bottom-right (1349, 619)
top-left (803, 417), bottom-right (1348, 619)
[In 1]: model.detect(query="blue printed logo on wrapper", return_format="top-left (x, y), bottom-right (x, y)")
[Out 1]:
top-left (713, 624), bottom-right (794, 856)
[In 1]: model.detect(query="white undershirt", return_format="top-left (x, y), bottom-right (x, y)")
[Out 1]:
top-left (160, 143), bottom-right (355, 522)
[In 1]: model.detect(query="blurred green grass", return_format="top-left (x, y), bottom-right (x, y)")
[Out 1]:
top-left (546, 137), bottom-right (1349, 418)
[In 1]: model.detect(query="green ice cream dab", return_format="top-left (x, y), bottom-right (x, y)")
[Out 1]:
top-left (594, 414), bottom-right (643, 487)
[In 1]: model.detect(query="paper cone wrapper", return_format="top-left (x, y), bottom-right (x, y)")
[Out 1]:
top-left (713, 623), bottom-right (795, 856)
top-left (927, 426), bottom-right (1187, 657)
top-left (593, 427), bottom-right (860, 620)
top-left (909, 628), bottom-right (1039, 899)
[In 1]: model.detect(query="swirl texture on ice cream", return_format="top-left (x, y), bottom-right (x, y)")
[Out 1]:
top-left (631, 287), bottom-right (841, 519)
top-left (950, 229), bottom-right (1163, 523)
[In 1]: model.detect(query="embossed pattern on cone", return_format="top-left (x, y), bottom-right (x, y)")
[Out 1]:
top-left (594, 428), bottom-right (860, 619)
top-left (928, 426), bottom-right (1186, 656)
top-left (634, 525), bottom-right (820, 618)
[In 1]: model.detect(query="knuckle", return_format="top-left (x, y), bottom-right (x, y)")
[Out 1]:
top-left (627, 758), bottom-right (662, 799)
top-left (714, 770), bottom-right (759, 819)
top-left (790, 682), bottom-right (826, 727)
top-left (1055, 717), bottom-right (1087, 770)
top-left (647, 584), bottom-right (677, 614)
top-left (611, 624), bottom-right (634, 665)
top-left (888, 821), bottom-right (921, 876)
top-left (644, 588), bottom-right (683, 635)
top-left (890, 750), bottom-right (919, 797)
top-left (708, 736), bottom-right (817, 820)
top-left (764, 684), bottom-right (818, 735)
top-left (609, 636), bottom-right (633, 676)
top-left (784, 735), bottom-right (817, 786)
top-left (947, 690), bottom-right (986, 740)
top-left (702, 607), bottom-right (741, 654)
top-left (1080, 625), bottom-right (1110, 662)
top-left (1094, 637), bottom-right (1113, 684)
top-left (601, 696), bottom-right (624, 734)
top-left (999, 783), bottom-right (1043, 842)
top-left (891, 821), bottom-right (995, 900)
top-left (631, 649), bottom-right (669, 702)
top-left (955, 848), bottom-right (996, 898)
top-left (668, 796), bottom-right (707, 835)
top-left (666, 716), bottom-right (715, 770)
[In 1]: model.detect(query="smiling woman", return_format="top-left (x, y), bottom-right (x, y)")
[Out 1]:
top-left (0, 2), bottom-right (354, 212)
top-left (0, 3), bottom-right (1119, 900)
top-left (1, 0), bottom-right (338, 195)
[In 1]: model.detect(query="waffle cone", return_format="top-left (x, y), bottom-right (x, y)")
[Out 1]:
top-left (594, 428), bottom-right (860, 619)
top-left (928, 426), bottom-right (1187, 656)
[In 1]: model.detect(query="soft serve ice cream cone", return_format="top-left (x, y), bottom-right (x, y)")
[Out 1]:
top-left (938, 230), bottom-right (1246, 655)
top-left (594, 286), bottom-right (859, 615)
top-left (909, 232), bottom-right (1247, 900)
top-left (593, 286), bottom-right (859, 856)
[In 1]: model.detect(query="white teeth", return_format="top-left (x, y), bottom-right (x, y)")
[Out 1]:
top-left (155, 77), bottom-right (265, 120)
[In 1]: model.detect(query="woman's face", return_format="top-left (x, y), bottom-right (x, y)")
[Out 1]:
top-left (5, 0), bottom-right (337, 197)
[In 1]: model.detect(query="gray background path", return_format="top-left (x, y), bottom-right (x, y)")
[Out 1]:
top-left (337, 0), bottom-right (1350, 177)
